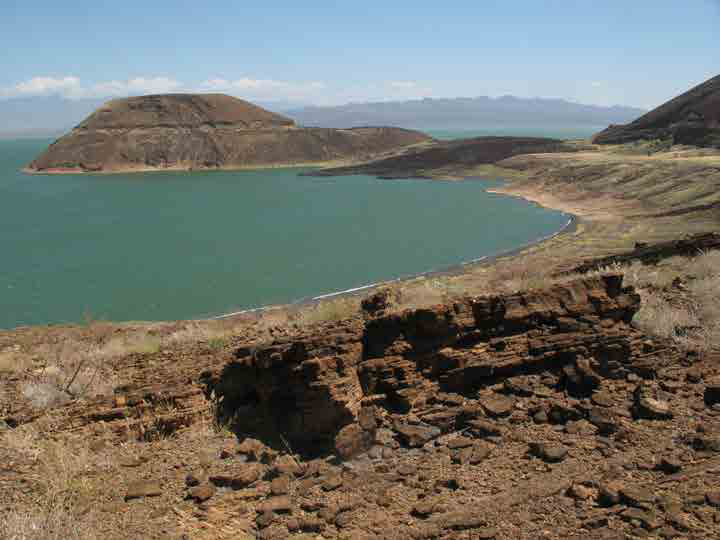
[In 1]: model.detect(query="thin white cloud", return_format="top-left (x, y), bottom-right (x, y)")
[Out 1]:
top-left (0, 76), bottom-right (182, 100)
top-left (0, 76), bottom-right (83, 99)
top-left (0, 75), bottom-right (433, 106)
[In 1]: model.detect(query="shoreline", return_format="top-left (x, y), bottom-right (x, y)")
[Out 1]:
top-left (7, 145), bottom-right (719, 330)
top-left (210, 176), bottom-right (580, 320)
top-left (20, 160), bottom-right (355, 176)
top-left (1, 173), bottom-right (577, 330)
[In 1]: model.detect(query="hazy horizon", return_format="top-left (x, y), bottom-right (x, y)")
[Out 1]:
top-left (0, 92), bottom-right (649, 137)
top-left (3, 1), bottom-right (718, 113)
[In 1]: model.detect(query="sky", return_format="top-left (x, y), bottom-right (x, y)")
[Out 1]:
top-left (1, 1), bottom-right (718, 108)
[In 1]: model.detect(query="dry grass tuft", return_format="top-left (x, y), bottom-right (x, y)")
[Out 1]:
top-left (1, 506), bottom-right (97, 540)
top-left (164, 322), bottom-right (229, 347)
top-left (393, 279), bottom-right (448, 311)
top-left (687, 249), bottom-right (720, 280)
top-left (632, 294), bottom-right (700, 346)
top-left (254, 309), bottom-right (292, 334)
top-left (100, 333), bottom-right (161, 356)
top-left (291, 297), bottom-right (361, 326)
top-left (0, 347), bottom-right (32, 373)
top-left (617, 250), bottom-right (720, 352)
top-left (0, 427), bottom-right (101, 540)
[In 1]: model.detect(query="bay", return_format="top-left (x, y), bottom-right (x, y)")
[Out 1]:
top-left (0, 136), bottom-right (569, 328)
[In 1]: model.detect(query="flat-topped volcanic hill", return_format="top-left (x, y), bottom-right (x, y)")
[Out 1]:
top-left (593, 74), bottom-right (720, 148)
top-left (24, 94), bottom-right (432, 173)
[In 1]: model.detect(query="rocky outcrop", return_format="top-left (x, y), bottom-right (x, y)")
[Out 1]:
top-left (6, 271), bottom-right (720, 538)
top-left (209, 275), bottom-right (680, 457)
top-left (24, 94), bottom-right (431, 173)
top-left (592, 74), bottom-right (720, 148)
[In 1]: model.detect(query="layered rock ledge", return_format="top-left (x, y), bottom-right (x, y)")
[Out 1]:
top-left (207, 274), bottom-right (678, 458)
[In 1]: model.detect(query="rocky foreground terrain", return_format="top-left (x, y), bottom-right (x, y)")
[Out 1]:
top-left (4, 78), bottom-right (720, 539)
top-left (3, 242), bottom-right (720, 539)
top-left (24, 94), bottom-right (431, 174)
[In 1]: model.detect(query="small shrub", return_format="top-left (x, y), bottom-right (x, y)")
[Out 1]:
top-left (21, 382), bottom-right (71, 409)
top-left (207, 337), bottom-right (228, 350)
top-left (21, 342), bottom-right (116, 409)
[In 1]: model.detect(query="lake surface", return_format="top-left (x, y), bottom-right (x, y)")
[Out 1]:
top-left (0, 137), bottom-right (569, 329)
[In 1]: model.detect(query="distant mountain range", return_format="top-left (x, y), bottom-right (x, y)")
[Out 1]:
top-left (285, 97), bottom-right (646, 130)
top-left (0, 94), bottom-right (646, 139)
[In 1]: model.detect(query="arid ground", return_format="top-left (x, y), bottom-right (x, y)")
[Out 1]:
top-left (2, 141), bottom-right (720, 539)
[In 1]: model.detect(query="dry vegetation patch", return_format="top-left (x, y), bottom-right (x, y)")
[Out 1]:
top-left (0, 426), bottom-right (103, 540)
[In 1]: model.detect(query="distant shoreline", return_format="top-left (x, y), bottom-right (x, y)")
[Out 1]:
top-left (21, 160), bottom-right (355, 175)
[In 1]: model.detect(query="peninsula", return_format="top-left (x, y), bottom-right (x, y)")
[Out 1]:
top-left (24, 93), bottom-right (431, 173)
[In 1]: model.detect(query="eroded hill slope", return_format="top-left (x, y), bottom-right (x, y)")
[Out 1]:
top-left (25, 94), bottom-right (431, 173)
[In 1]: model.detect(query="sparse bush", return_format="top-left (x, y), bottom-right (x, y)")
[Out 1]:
top-left (21, 382), bottom-right (71, 409)
top-left (20, 342), bottom-right (116, 409)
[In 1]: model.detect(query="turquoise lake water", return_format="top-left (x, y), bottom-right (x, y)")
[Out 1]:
top-left (0, 136), bottom-right (570, 329)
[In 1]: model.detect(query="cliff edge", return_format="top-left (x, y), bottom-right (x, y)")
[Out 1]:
top-left (24, 94), bottom-right (431, 173)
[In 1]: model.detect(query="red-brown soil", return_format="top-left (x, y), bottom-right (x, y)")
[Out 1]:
top-left (3, 264), bottom-right (720, 539)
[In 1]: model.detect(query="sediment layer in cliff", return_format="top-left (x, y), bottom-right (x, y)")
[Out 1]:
top-left (24, 94), bottom-right (431, 173)
top-left (593, 74), bottom-right (720, 148)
